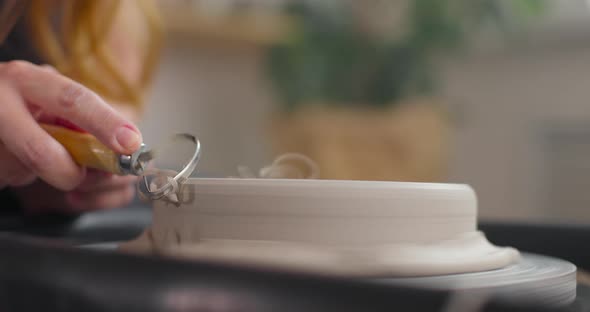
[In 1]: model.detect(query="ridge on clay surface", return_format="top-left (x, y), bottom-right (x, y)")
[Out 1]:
top-left (123, 179), bottom-right (520, 277)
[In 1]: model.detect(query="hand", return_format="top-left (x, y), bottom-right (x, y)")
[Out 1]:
top-left (62, 103), bottom-right (141, 212)
top-left (67, 169), bottom-right (137, 210)
top-left (13, 170), bottom-right (137, 214)
top-left (0, 61), bottom-right (142, 190)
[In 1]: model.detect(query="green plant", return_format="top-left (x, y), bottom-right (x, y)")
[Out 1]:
top-left (266, 0), bottom-right (546, 111)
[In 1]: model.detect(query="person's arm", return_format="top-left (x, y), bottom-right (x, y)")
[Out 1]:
top-left (8, 1), bottom-right (156, 214)
top-left (0, 60), bottom-right (142, 189)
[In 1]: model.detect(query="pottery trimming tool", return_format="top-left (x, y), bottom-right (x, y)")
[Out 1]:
top-left (0, 1), bottom-right (202, 200)
top-left (41, 124), bottom-right (201, 201)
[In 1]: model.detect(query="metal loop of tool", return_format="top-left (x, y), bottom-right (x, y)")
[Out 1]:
top-left (138, 134), bottom-right (201, 201)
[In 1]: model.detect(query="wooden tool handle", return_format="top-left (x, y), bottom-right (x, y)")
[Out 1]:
top-left (40, 123), bottom-right (122, 174)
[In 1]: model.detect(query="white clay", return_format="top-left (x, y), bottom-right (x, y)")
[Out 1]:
top-left (130, 178), bottom-right (520, 277)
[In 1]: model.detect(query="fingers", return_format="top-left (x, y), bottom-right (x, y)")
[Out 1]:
top-left (75, 170), bottom-right (137, 192)
top-left (65, 170), bottom-right (137, 211)
top-left (0, 61), bottom-right (142, 155)
top-left (65, 183), bottom-right (135, 211)
top-left (40, 64), bottom-right (58, 73)
top-left (0, 84), bottom-right (85, 190)
top-left (0, 143), bottom-right (36, 187)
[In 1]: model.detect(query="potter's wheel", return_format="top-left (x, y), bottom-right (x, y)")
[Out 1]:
top-left (374, 252), bottom-right (577, 307)
top-left (86, 240), bottom-right (577, 308)
top-left (123, 176), bottom-right (578, 308)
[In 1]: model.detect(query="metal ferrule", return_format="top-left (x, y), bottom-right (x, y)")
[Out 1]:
top-left (118, 143), bottom-right (148, 176)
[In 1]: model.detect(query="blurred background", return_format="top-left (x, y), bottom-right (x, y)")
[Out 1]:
top-left (141, 0), bottom-right (590, 223)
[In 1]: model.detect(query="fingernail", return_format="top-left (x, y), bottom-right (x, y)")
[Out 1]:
top-left (115, 125), bottom-right (141, 151)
